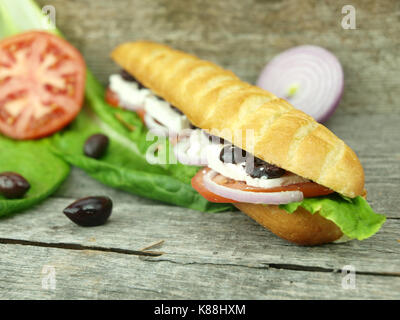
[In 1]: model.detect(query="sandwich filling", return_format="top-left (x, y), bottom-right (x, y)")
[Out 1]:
top-left (107, 70), bottom-right (334, 205)
top-left (207, 143), bottom-right (308, 189)
top-left (108, 70), bottom-right (191, 134)
top-left (190, 135), bottom-right (334, 205)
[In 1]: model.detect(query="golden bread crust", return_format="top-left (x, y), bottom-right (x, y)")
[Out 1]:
top-left (111, 41), bottom-right (364, 197)
top-left (235, 203), bottom-right (343, 245)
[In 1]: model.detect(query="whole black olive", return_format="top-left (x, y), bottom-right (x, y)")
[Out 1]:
top-left (63, 196), bottom-right (113, 227)
top-left (0, 172), bottom-right (30, 199)
top-left (84, 134), bottom-right (109, 159)
top-left (219, 145), bottom-right (247, 164)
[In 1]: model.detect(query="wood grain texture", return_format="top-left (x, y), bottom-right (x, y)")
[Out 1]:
top-left (1, 243), bottom-right (399, 299)
top-left (0, 0), bottom-right (396, 299)
top-left (0, 193), bottom-right (399, 276)
top-left (36, 0), bottom-right (400, 116)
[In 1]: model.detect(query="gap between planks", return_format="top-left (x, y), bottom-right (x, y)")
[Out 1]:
top-left (1, 237), bottom-right (399, 279)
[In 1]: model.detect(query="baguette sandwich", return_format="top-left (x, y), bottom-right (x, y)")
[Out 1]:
top-left (107, 41), bottom-right (385, 245)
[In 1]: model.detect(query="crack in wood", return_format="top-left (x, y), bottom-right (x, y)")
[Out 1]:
top-left (0, 238), bottom-right (163, 257)
top-left (267, 263), bottom-right (400, 278)
top-left (1, 237), bottom-right (399, 277)
top-left (140, 258), bottom-right (400, 278)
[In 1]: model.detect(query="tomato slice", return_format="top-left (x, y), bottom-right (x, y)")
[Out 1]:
top-left (247, 181), bottom-right (334, 197)
top-left (192, 167), bottom-right (334, 203)
top-left (0, 31), bottom-right (85, 140)
top-left (105, 87), bottom-right (120, 107)
top-left (192, 168), bottom-right (239, 203)
top-left (211, 173), bottom-right (334, 198)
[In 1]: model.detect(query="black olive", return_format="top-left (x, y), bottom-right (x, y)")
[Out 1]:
top-left (219, 145), bottom-right (247, 164)
top-left (246, 165), bottom-right (266, 179)
top-left (84, 134), bottom-right (109, 159)
top-left (203, 131), bottom-right (225, 144)
top-left (0, 172), bottom-right (30, 199)
top-left (120, 69), bottom-right (146, 89)
top-left (265, 165), bottom-right (286, 178)
top-left (217, 142), bottom-right (286, 179)
top-left (245, 161), bottom-right (286, 179)
top-left (63, 196), bottom-right (113, 227)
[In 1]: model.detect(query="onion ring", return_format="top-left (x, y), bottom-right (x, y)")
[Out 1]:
top-left (203, 170), bottom-right (303, 204)
top-left (257, 45), bottom-right (344, 123)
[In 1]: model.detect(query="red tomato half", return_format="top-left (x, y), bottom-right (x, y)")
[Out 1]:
top-left (0, 31), bottom-right (85, 140)
top-left (192, 168), bottom-right (334, 203)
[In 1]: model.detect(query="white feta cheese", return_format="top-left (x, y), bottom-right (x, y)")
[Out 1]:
top-left (144, 96), bottom-right (190, 133)
top-left (185, 129), bottom-right (211, 163)
top-left (109, 74), bottom-right (151, 110)
top-left (109, 73), bottom-right (191, 132)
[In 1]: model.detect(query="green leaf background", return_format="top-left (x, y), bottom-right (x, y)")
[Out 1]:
top-left (0, 137), bottom-right (69, 216)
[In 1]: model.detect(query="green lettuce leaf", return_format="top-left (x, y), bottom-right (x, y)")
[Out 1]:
top-left (280, 194), bottom-right (386, 240)
top-left (0, 136), bottom-right (70, 216)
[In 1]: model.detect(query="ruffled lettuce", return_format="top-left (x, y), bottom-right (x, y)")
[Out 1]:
top-left (280, 194), bottom-right (386, 240)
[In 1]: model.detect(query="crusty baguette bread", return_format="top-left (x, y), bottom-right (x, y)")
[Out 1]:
top-left (111, 41), bottom-right (364, 197)
top-left (235, 203), bottom-right (343, 245)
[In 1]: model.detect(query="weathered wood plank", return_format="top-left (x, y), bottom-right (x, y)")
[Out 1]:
top-left (0, 243), bottom-right (398, 299)
top-left (0, 196), bottom-right (398, 276)
top-left (54, 166), bottom-right (158, 206)
top-left (37, 0), bottom-right (400, 115)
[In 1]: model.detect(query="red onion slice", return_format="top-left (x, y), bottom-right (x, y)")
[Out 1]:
top-left (257, 45), bottom-right (344, 123)
top-left (173, 136), bottom-right (208, 166)
top-left (203, 170), bottom-right (303, 204)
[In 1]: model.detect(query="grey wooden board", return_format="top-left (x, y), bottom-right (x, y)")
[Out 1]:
top-left (1, 192), bottom-right (400, 276)
top-left (1, 244), bottom-right (399, 299)
top-left (36, 0), bottom-right (400, 115)
top-left (0, 0), bottom-right (398, 299)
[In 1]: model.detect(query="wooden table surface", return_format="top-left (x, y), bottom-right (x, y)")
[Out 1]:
top-left (1, 0), bottom-right (399, 299)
